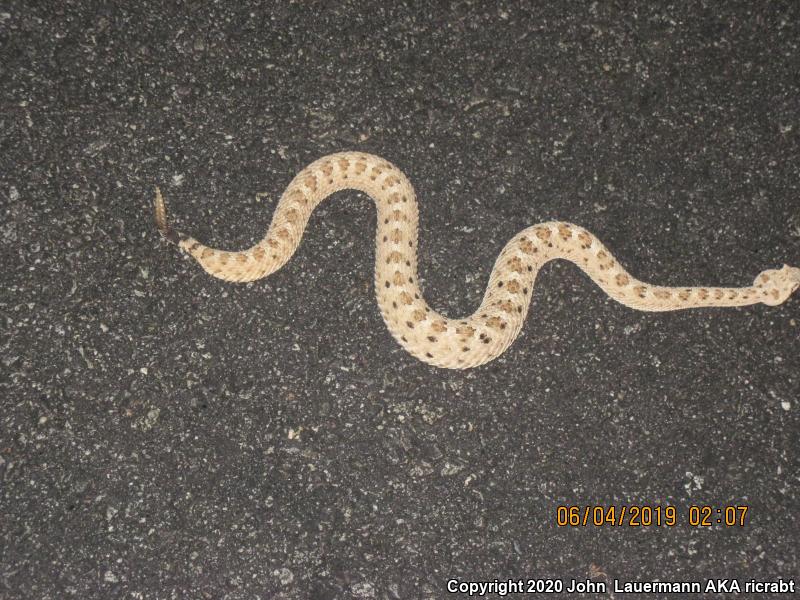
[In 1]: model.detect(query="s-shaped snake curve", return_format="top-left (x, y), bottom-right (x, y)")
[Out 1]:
top-left (154, 151), bottom-right (799, 369)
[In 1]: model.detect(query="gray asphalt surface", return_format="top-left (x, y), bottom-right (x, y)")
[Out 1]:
top-left (2, 2), bottom-right (799, 599)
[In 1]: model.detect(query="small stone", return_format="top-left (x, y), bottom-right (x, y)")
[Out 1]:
top-left (144, 408), bottom-right (160, 428)
top-left (441, 462), bottom-right (464, 476)
top-left (273, 567), bottom-right (294, 586)
top-left (351, 582), bottom-right (376, 599)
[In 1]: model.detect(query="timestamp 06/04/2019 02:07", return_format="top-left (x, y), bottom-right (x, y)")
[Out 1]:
top-left (555, 505), bottom-right (749, 527)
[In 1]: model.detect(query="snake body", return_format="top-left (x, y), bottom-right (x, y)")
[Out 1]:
top-left (154, 152), bottom-right (800, 369)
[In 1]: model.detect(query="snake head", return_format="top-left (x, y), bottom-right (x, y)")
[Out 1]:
top-left (754, 264), bottom-right (800, 306)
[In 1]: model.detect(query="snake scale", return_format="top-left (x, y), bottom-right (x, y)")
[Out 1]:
top-left (154, 151), bottom-right (800, 369)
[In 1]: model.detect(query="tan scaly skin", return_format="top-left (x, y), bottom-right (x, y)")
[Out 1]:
top-left (154, 151), bottom-right (800, 369)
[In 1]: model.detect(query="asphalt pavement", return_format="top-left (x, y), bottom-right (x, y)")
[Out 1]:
top-left (2, 2), bottom-right (799, 599)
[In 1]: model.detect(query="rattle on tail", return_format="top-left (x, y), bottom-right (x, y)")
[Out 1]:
top-left (154, 152), bottom-right (799, 369)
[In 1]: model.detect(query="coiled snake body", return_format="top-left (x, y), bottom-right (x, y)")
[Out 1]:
top-left (154, 152), bottom-right (799, 369)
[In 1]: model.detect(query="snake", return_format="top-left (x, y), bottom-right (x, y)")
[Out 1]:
top-left (153, 151), bottom-right (800, 369)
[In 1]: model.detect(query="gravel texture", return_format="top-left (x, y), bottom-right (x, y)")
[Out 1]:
top-left (2, 2), bottom-right (799, 599)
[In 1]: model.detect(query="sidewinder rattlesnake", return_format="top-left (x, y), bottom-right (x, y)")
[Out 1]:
top-left (154, 151), bottom-right (799, 369)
